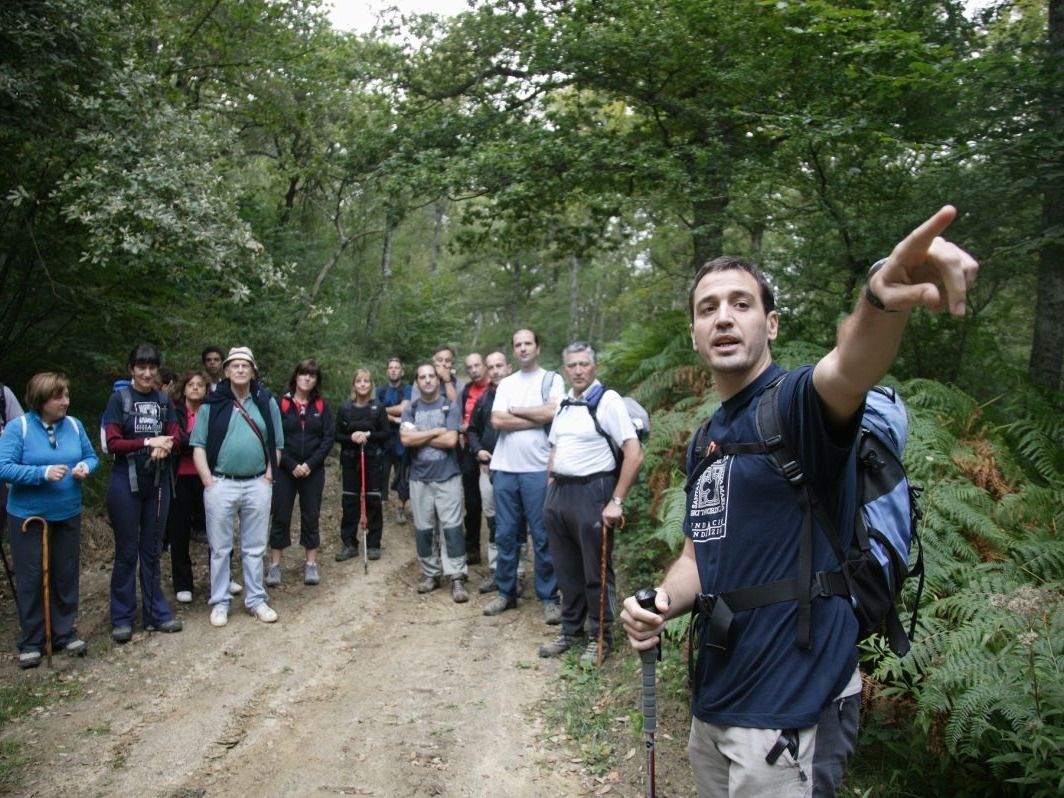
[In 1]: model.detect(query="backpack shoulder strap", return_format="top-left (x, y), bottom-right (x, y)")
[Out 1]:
top-left (540, 370), bottom-right (557, 403)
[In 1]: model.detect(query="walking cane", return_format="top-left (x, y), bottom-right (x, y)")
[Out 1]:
top-left (635, 587), bottom-right (661, 798)
top-left (360, 444), bottom-right (368, 575)
top-left (596, 516), bottom-right (622, 667)
top-left (22, 517), bottom-right (51, 667)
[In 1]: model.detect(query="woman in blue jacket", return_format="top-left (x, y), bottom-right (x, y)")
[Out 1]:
top-left (0, 372), bottom-right (99, 669)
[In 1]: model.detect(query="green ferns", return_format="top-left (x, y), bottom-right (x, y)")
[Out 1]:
top-left (868, 378), bottom-right (1064, 796)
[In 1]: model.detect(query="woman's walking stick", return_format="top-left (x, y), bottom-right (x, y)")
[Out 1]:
top-left (22, 517), bottom-right (51, 667)
top-left (360, 445), bottom-right (368, 575)
top-left (635, 587), bottom-right (661, 798)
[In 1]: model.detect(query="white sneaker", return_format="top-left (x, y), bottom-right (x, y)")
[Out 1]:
top-left (228, 581), bottom-right (243, 595)
top-left (176, 590), bottom-right (193, 604)
top-left (210, 605), bottom-right (229, 627)
top-left (250, 603), bottom-right (278, 623)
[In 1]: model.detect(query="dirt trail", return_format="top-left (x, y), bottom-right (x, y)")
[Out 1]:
top-left (0, 484), bottom-right (601, 797)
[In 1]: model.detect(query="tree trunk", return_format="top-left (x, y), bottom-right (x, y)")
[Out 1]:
top-left (1029, 0), bottom-right (1064, 390)
top-left (365, 211), bottom-right (397, 338)
top-left (690, 195), bottom-right (728, 271)
top-left (568, 254), bottom-right (580, 342)
top-left (429, 200), bottom-right (447, 274)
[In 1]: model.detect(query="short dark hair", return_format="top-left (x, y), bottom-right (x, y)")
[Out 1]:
top-left (688, 256), bottom-right (776, 319)
top-left (415, 362), bottom-right (436, 379)
top-left (513, 328), bottom-right (539, 347)
top-left (128, 343), bottom-right (161, 369)
top-left (201, 346), bottom-right (223, 364)
top-left (286, 358), bottom-right (323, 400)
top-left (434, 345), bottom-right (456, 358)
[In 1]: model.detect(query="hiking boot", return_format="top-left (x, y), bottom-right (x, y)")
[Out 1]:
top-left (265, 563), bottom-right (282, 587)
top-left (250, 603), bottom-right (278, 623)
top-left (417, 575), bottom-right (440, 594)
top-left (64, 639), bottom-right (87, 657)
top-left (228, 581), bottom-right (243, 596)
top-left (334, 545), bottom-right (358, 562)
top-left (175, 590), bottom-right (193, 604)
top-left (111, 625), bottom-right (133, 644)
top-left (580, 639), bottom-right (610, 668)
top-left (478, 575), bottom-right (498, 594)
top-left (18, 651), bottom-right (41, 669)
top-left (367, 548), bottom-right (381, 561)
top-left (483, 595), bottom-right (517, 616)
top-left (538, 633), bottom-right (576, 658)
top-left (451, 578), bottom-right (469, 603)
top-left (146, 619), bottom-right (183, 633)
top-left (543, 602), bottom-right (562, 626)
top-left (304, 562), bottom-right (320, 586)
top-left (210, 605), bottom-right (229, 627)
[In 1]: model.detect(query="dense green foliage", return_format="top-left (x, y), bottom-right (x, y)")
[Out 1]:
top-left (2, 1), bottom-right (1062, 793)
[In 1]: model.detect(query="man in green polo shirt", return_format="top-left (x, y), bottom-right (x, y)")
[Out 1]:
top-left (191, 346), bottom-right (283, 628)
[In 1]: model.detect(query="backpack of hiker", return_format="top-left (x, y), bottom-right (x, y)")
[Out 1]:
top-left (559, 383), bottom-right (651, 474)
top-left (99, 380), bottom-right (171, 495)
top-left (687, 376), bottom-right (923, 658)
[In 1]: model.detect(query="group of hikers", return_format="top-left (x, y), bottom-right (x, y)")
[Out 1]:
top-left (0, 331), bottom-right (644, 671)
top-left (0, 205), bottom-right (978, 797)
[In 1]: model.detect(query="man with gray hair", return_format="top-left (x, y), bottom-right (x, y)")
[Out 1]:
top-left (540, 342), bottom-right (643, 665)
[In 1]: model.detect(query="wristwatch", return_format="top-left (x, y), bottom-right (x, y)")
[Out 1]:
top-left (611, 496), bottom-right (624, 507)
top-left (864, 258), bottom-right (898, 313)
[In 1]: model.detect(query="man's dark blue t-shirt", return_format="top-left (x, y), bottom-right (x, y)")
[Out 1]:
top-left (684, 363), bottom-right (861, 728)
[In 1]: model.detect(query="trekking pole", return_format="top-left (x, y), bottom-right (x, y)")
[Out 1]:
top-left (360, 444), bottom-right (368, 575)
top-left (22, 517), bottom-right (51, 667)
top-left (635, 587), bottom-right (661, 798)
top-left (0, 536), bottom-right (20, 617)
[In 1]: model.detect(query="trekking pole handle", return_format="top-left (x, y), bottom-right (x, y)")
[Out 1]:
top-left (635, 588), bottom-right (659, 737)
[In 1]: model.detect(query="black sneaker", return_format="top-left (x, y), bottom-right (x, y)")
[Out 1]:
top-left (146, 619), bottom-right (183, 633)
top-left (367, 548), bottom-right (381, 561)
top-left (18, 651), bottom-right (41, 669)
top-left (334, 545), bottom-right (358, 562)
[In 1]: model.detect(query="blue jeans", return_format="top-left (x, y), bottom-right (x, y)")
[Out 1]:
top-left (204, 476), bottom-right (272, 610)
top-left (492, 470), bottom-right (557, 603)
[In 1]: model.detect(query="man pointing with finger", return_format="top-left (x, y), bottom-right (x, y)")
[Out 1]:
top-left (620, 207), bottom-right (978, 797)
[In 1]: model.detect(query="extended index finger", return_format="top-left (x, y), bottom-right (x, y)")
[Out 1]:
top-left (895, 205), bottom-right (957, 261)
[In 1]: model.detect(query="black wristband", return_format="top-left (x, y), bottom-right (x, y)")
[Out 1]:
top-left (864, 258), bottom-right (899, 313)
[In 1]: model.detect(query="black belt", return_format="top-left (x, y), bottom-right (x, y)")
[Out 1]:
top-left (550, 471), bottom-right (615, 485)
top-left (212, 471), bottom-right (266, 481)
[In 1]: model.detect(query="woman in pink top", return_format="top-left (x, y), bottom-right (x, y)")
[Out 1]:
top-left (166, 370), bottom-right (208, 603)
